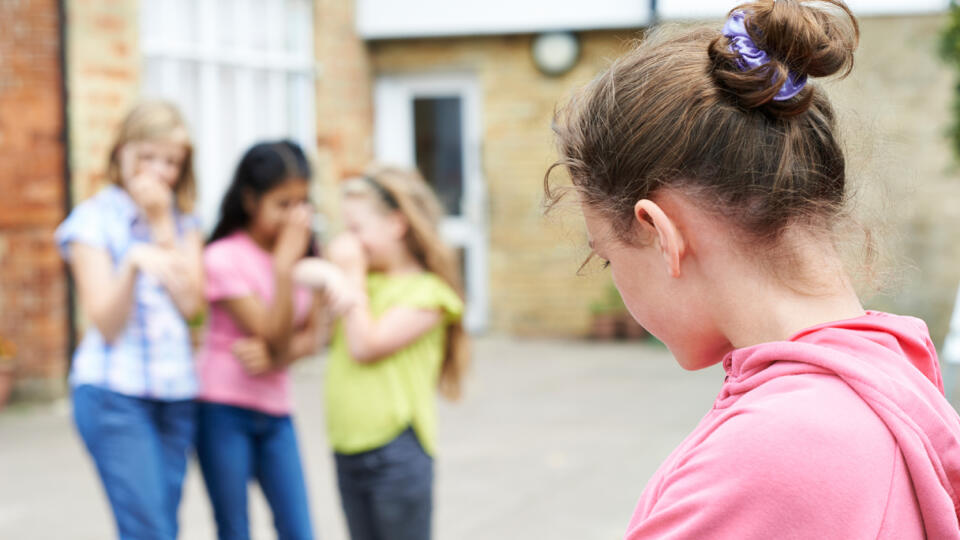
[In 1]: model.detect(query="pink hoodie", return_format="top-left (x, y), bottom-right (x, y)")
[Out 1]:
top-left (627, 311), bottom-right (960, 539)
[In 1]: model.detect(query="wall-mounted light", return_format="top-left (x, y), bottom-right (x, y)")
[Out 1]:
top-left (531, 32), bottom-right (580, 77)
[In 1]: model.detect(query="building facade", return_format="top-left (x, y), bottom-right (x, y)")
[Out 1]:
top-left (2, 0), bottom-right (960, 399)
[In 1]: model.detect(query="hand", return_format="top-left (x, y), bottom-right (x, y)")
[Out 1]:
top-left (232, 337), bottom-right (272, 375)
top-left (326, 234), bottom-right (367, 280)
top-left (273, 204), bottom-right (313, 272)
top-left (293, 258), bottom-right (358, 316)
top-left (121, 143), bottom-right (175, 224)
top-left (322, 283), bottom-right (359, 317)
top-left (292, 258), bottom-right (346, 290)
top-left (128, 245), bottom-right (186, 293)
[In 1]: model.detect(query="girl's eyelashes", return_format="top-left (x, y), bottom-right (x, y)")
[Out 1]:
top-left (576, 251), bottom-right (610, 276)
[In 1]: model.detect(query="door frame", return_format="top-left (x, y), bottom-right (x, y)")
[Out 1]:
top-left (373, 72), bottom-right (488, 333)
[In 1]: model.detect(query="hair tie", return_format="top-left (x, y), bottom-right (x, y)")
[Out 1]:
top-left (722, 10), bottom-right (807, 101)
top-left (363, 176), bottom-right (400, 210)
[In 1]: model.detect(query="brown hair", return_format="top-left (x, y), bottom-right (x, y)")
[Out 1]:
top-left (546, 0), bottom-right (860, 255)
top-left (344, 166), bottom-right (470, 401)
top-left (106, 100), bottom-right (197, 214)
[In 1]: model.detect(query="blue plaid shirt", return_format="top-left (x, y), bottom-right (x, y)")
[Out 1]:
top-left (56, 185), bottom-right (199, 400)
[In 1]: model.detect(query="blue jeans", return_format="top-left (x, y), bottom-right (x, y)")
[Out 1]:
top-left (335, 428), bottom-right (433, 540)
top-left (195, 402), bottom-right (314, 540)
top-left (72, 384), bottom-right (196, 540)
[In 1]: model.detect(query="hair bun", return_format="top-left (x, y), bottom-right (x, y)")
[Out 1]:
top-left (708, 0), bottom-right (859, 116)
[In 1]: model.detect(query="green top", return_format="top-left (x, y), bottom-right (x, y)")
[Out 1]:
top-left (324, 271), bottom-right (464, 456)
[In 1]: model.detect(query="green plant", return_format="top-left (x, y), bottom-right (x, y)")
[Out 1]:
top-left (589, 281), bottom-right (627, 315)
top-left (939, 2), bottom-right (960, 158)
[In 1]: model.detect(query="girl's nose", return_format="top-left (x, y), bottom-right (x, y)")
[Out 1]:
top-left (145, 160), bottom-right (179, 184)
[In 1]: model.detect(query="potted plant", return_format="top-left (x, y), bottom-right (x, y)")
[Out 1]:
top-left (0, 336), bottom-right (17, 411)
top-left (588, 282), bottom-right (650, 340)
top-left (622, 314), bottom-right (649, 340)
top-left (589, 283), bottom-right (628, 340)
top-left (589, 300), bottom-right (622, 340)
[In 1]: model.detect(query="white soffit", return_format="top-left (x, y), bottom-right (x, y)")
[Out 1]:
top-left (658, 0), bottom-right (949, 21)
top-left (356, 0), bottom-right (652, 40)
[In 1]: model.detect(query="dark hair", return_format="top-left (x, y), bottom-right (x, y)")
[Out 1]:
top-left (209, 140), bottom-right (313, 246)
top-left (546, 0), bottom-right (859, 253)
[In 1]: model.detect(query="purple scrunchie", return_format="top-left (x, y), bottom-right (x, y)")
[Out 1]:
top-left (722, 10), bottom-right (807, 101)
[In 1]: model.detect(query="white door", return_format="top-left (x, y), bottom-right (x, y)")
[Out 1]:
top-left (374, 74), bottom-right (488, 333)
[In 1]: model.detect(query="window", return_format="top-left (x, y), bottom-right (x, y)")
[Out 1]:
top-left (413, 96), bottom-right (464, 215)
top-left (374, 74), bottom-right (488, 332)
top-left (140, 0), bottom-right (316, 227)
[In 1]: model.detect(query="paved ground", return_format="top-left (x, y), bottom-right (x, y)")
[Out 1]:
top-left (0, 337), bottom-right (724, 540)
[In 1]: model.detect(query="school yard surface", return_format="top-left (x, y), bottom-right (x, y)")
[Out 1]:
top-left (0, 337), bottom-right (724, 540)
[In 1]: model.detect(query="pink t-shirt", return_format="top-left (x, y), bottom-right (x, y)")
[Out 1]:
top-left (197, 232), bottom-right (312, 416)
top-left (626, 312), bottom-right (960, 539)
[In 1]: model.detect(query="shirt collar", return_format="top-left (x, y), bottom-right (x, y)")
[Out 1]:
top-left (103, 184), bottom-right (141, 224)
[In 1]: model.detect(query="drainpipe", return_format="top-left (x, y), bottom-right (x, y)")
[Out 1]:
top-left (57, 0), bottom-right (77, 361)
top-left (650, 0), bottom-right (659, 27)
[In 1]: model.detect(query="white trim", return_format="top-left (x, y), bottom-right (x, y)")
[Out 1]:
top-left (140, 43), bottom-right (314, 71)
top-left (658, 0), bottom-right (948, 20)
top-left (357, 0), bottom-right (948, 40)
top-left (374, 73), bottom-right (490, 333)
top-left (357, 0), bottom-right (650, 40)
top-left (141, 0), bottom-right (317, 229)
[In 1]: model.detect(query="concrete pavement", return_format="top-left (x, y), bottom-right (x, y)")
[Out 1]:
top-left (0, 337), bottom-right (724, 540)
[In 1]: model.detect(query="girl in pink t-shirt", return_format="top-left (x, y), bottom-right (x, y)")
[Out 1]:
top-left (196, 140), bottom-right (324, 540)
top-left (546, 0), bottom-right (960, 538)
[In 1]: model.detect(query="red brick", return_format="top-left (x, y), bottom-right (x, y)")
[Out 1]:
top-left (0, 0), bottom-right (69, 398)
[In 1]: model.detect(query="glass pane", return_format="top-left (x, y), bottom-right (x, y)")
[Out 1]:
top-left (413, 97), bottom-right (464, 215)
top-left (248, 0), bottom-right (269, 53)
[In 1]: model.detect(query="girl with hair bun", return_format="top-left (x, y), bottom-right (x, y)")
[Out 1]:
top-left (547, 1), bottom-right (960, 537)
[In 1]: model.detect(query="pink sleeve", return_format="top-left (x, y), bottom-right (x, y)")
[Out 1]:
top-left (627, 399), bottom-right (898, 539)
top-left (204, 242), bottom-right (253, 302)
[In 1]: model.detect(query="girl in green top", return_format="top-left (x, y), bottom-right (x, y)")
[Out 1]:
top-left (293, 165), bottom-right (468, 540)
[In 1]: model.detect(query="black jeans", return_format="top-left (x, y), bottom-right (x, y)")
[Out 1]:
top-left (334, 428), bottom-right (433, 540)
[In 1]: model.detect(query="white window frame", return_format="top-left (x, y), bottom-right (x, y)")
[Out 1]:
top-left (374, 73), bottom-right (489, 333)
top-left (140, 0), bottom-right (316, 229)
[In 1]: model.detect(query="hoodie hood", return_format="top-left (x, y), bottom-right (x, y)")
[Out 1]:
top-left (720, 311), bottom-right (960, 538)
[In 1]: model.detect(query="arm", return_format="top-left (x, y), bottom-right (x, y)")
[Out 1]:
top-left (69, 241), bottom-right (196, 343)
top-left (69, 243), bottom-right (140, 343)
top-left (217, 204), bottom-right (313, 360)
top-left (159, 227), bottom-right (205, 320)
top-left (124, 170), bottom-right (204, 319)
top-left (230, 293), bottom-right (326, 375)
top-left (323, 233), bottom-right (443, 363)
top-left (275, 292), bottom-right (327, 368)
top-left (342, 292), bottom-right (443, 364)
top-left (217, 269), bottom-right (297, 360)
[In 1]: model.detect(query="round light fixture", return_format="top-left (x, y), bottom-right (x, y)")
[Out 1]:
top-left (531, 32), bottom-right (580, 77)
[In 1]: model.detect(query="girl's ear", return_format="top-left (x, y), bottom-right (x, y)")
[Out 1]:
top-left (634, 199), bottom-right (685, 278)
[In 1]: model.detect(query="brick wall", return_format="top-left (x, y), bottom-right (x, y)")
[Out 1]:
top-left (0, 0), bottom-right (69, 398)
top-left (361, 16), bottom-right (960, 340)
top-left (824, 15), bottom-right (960, 345)
top-left (368, 32), bottom-right (638, 336)
top-left (313, 0), bottom-right (374, 218)
top-left (65, 0), bottom-right (140, 203)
